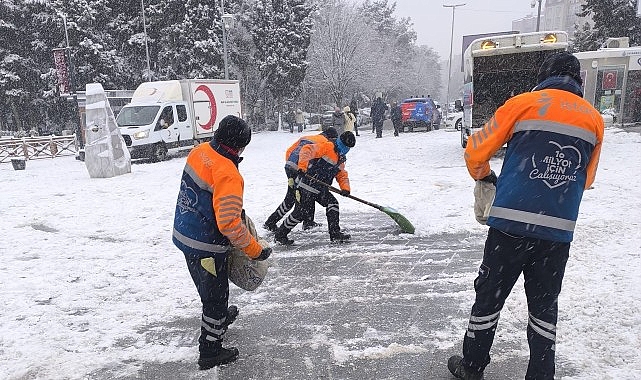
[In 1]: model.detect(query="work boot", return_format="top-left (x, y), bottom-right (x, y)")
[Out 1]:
top-left (263, 221), bottom-right (277, 232)
top-left (329, 231), bottom-right (351, 243)
top-left (447, 355), bottom-right (484, 380)
top-left (222, 305), bottom-right (239, 330)
top-left (198, 347), bottom-right (239, 369)
top-left (302, 221), bottom-right (321, 230)
top-left (275, 226), bottom-right (294, 245)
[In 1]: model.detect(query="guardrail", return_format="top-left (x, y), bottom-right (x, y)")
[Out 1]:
top-left (0, 135), bottom-right (78, 164)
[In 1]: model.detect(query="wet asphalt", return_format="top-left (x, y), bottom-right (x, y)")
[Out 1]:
top-left (88, 211), bottom-right (578, 380)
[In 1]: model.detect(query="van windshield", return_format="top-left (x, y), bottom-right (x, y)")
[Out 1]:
top-left (116, 106), bottom-right (160, 127)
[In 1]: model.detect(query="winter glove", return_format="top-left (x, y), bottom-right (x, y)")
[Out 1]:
top-left (254, 239), bottom-right (272, 261)
top-left (297, 168), bottom-right (305, 178)
top-left (480, 170), bottom-right (497, 185)
top-left (339, 189), bottom-right (350, 196)
top-left (254, 247), bottom-right (272, 261)
top-left (474, 180), bottom-right (496, 225)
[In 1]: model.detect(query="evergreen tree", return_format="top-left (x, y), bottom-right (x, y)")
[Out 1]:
top-left (51, 0), bottom-right (126, 90)
top-left (0, 0), bottom-right (73, 132)
top-left (249, 0), bottom-right (314, 101)
top-left (572, 21), bottom-right (601, 52)
top-left (577, 0), bottom-right (641, 47)
top-left (106, 0), bottom-right (150, 87)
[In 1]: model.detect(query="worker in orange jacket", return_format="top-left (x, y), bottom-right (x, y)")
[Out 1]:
top-left (448, 52), bottom-right (604, 380)
top-left (173, 116), bottom-right (272, 369)
top-left (275, 131), bottom-right (356, 245)
top-left (263, 127), bottom-right (338, 232)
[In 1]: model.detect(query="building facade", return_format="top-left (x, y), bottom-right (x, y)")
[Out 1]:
top-left (513, 0), bottom-right (591, 39)
top-left (512, 13), bottom-right (542, 34)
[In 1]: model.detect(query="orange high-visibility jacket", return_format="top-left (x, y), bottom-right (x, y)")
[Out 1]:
top-left (297, 140), bottom-right (350, 194)
top-left (285, 133), bottom-right (332, 172)
top-left (173, 141), bottom-right (262, 259)
top-left (465, 87), bottom-right (604, 242)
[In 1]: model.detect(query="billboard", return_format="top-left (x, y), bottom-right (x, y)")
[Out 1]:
top-left (52, 48), bottom-right (71, 96)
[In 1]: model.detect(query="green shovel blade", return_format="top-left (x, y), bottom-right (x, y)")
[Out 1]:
top-left (381, 206), bottom-right (415, 234)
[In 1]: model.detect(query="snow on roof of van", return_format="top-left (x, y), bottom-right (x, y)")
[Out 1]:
top-left (130, 80), bottom-right (183, 104)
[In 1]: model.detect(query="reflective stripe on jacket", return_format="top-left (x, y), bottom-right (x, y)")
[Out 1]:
top-left (297, 140), bottom-right (350, 194)
top-left (173, 142), bottom-right (262, 259)
top-left (465, 86), bottom-right (604, 242)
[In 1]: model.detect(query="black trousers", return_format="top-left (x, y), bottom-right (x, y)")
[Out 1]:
top-left (392, 119), bottom-right (401, 135)
top-left (184, 253), bottom-right (230, 356)
top-left (281, 187), bottom-right (340, 236)
top-left (373, 119), bottom-right (383, 137)
top-left (265, 169), bottom-right (315, 227)
top-left (462, 228), bottom-right (570, 380)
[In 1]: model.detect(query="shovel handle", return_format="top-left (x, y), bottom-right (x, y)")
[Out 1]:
top-left (303, 174), bottom-right (383, 211)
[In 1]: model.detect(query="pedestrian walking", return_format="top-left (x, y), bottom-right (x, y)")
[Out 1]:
top-left (274, 131), bottom-right (356, 245)
top-left (343, 105), bottom-right (356, 133)
top-left (263, 127), bottom-right (339, 232)
top-left (350, 98), bottom-right (360, 136)
top-left (172, 115), bottom-right (273, 370)
top-left (447, 52), bottom-right (604, 380)
top-left (295, 108), bottom-right (305, 132)
top-left (331, 106), bottom-right (345, 134)
top-left (371, 96), bottom-right (388, 138)
top-left (390, 101), bottom-right (402, 136)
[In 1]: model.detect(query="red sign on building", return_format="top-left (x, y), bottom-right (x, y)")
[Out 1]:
top-left (602, 70), bottom-right (618, 90)
top-left (52, 48), bottom-right (71, 95)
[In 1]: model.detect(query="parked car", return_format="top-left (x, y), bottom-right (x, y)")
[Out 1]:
top-left (433, 102), bottom-right (443, 129)
top-left (358, 107), bottom-right (371, 125)
top-left (399, 97), bottom-right (439, 132)
top-left (321, 110), bottom-right (334, 130)
top-left (445, 110), bottom-right (463, 130)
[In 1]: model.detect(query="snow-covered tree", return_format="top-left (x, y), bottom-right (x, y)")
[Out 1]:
top-left (575, 0), bottom-right (641, 48)
top-left (151, 0), bottom-right (226, 80)
top-left (0, 0), bottom-right (74, 132)
top-left (249, 0), bottom-right (314, 102)
top-left (357, 0), bottom-right (440, 102)
top-left (572, 21), bottom-right (601, 52)
top-left (50, 0), bottom-right (126, 89)
top-left (305, 0), bottom-right (374, 106)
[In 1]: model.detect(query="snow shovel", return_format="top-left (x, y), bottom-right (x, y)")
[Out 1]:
top-left (303, 174), bottom-right (415, 234)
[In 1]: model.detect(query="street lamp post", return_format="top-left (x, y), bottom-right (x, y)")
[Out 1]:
top-left (443, 3), bottom-right (465, 119)
top-left (220, 0), bottom-right (234, 80)
top-left (141, 0), bottom-right (152, 81)
top-left (59, 14), bottom-right (83, 148)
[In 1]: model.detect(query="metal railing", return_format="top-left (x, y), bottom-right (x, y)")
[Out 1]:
top-left (0, 135), bottom-right (78, 163)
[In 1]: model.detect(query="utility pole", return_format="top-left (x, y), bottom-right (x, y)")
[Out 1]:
top-left (141, 0), bottom-right (151, 81)
top-left (61, 15), bottom-right (83, 149)
top-left (532, 0), bottom-right (543, 32)
top-left (443, 3), bottom-right (466, 119)
top-left (221, 0), bottom-right (229, 80)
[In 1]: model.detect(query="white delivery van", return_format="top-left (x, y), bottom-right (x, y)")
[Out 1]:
top-left (116, 79), bottom-right (242, 161)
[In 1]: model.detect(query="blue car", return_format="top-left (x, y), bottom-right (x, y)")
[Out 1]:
top-left (400, 97), bottom-right (440, 132)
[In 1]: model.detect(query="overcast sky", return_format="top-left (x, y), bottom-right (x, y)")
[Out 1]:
top-left (391, 0), bottom-right (540, 59)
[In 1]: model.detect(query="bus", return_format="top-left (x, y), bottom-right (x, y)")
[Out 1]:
top-left (460, 31), bottom-right (569, 148)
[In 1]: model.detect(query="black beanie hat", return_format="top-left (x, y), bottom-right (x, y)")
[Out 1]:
top-left (537, 51), bottom-right (582, 86)
top-left (339, 131), bottom-right (356, 148)
top-left (214, 115), bottom-right (252, 149)
top-left (322, 127), bottom-right (338, 139)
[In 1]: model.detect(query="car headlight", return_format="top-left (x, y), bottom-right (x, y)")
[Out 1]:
top-left (133, 130), bottom-right (149, 140)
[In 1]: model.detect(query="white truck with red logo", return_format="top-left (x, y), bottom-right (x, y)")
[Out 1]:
top-left (116, 79), bottom-right (242, 161)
